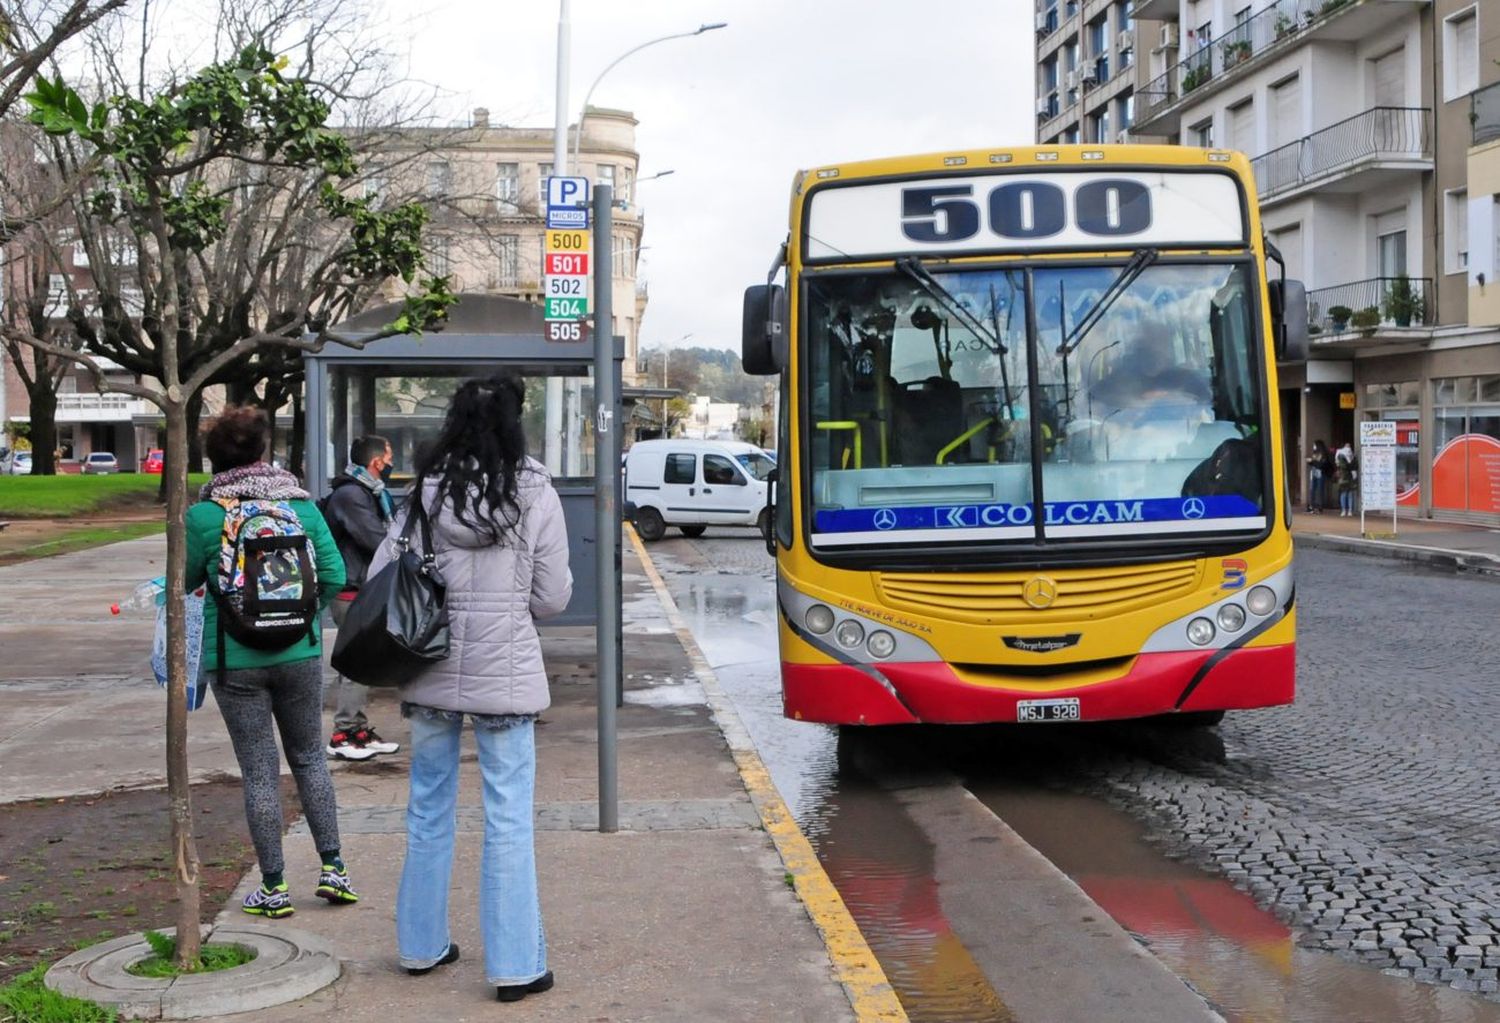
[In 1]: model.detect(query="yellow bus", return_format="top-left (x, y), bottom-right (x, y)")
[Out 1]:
top-left (741, 145), bottom-right (1306, 727)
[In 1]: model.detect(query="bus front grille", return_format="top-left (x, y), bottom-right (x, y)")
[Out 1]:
top-left (875, 561), bottom-right (1201, 624)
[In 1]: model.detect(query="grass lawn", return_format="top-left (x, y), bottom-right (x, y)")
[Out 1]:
top-left (0, 964), bottom-right (116, 1022)
top-left (0, 522), bottom-right (164, 563)
top-left (0, 475), bottom-right (208, 518)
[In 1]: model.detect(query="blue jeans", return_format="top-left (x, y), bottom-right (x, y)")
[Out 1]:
top-left (1340, 488), bottom-right (1354, 514)
top-left (396, 713), bottom-right (546, 985)
top-left (1308, 470), bottom-right (1325, 510)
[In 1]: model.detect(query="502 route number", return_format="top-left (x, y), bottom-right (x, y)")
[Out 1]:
top-left (902, 178), bottom-right (1151, 243)
top-left (546, 277), bottom-right (585, 297)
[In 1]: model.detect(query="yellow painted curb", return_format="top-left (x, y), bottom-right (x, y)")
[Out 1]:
top-left (626, 525), bottom-right (908, 1023)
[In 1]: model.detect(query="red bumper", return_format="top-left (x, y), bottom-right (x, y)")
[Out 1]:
top-left (782, 645), bottom-right (1295, 725)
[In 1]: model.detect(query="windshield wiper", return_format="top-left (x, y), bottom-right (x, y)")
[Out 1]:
top-left (895, 256), bottom-right (1016, 416)
top-left (1057, 248), bottom-right (1159, 358)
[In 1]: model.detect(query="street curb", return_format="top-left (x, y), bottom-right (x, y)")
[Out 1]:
top-left (44, 923), bottom-right (339, 1019)
top-left (627, 526), bottom-right (909, 1023)
top-left (1296, 532), bottom-right (1500, 577)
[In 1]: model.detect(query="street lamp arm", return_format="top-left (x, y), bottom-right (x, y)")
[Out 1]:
top-left (570, 23), bottom-right (727, 173)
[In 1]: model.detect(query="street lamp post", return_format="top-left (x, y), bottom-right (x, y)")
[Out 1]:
top-left (569, 23), bottom-right (727, 174)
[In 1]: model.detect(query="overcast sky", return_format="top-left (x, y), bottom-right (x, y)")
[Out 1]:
top-left (375, 0), bottom-right (1037, 355)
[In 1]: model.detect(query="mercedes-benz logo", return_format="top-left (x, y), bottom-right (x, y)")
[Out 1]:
top-left (1022, 576), bottom-right (1058, 610)
top-left (1181, 497), bottom-right (1206, 520)
top-left (873, 508), bottom-right (899, 530)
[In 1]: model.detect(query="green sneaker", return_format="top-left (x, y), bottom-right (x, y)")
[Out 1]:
top-left (242, 883), bottom-right (293, 918)
top-left (316, 864), bottom-right (359, 905)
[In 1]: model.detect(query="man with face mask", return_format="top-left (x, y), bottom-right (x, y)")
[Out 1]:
top-left (321, 435), bottom-right (401, 760)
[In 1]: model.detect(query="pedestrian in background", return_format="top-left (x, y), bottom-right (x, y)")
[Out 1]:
top-left (377, 375), bottom-right (572, 1002)
top-left (322, 434), bottom-right (402, 761)
top-left (1306, 439), bottom-right (1331, 513)
top-left (186, 406), bottom-right (356, 918)
top-left (1336, 442), bottom-right (1358, 517)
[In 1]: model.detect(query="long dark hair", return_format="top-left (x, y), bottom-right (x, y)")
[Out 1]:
top-left (415, 375), bottom-right (527, 542)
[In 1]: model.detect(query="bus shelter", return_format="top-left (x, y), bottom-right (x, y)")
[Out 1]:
top-left (304, 294), bottom-right (622, 626)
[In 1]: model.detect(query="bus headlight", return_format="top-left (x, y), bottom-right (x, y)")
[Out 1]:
top-left (805, 605), bottom-right (835, 635)
top-left (1246, 586), bottom-right (1277, 616)
top-left (1186, 618), bottom-right (1216, 646)
top-left (866, 630), bottom-right (896, 659)
top-left (835, 620), bottom-right (865, 649)
top-left (1216, 604), bottom-right (1247, 632)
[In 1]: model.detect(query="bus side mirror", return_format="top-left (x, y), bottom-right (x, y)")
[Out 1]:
top-left (1270, 279), bottom-right (1308, 363)
top-left (742, 284), bottom-right (787, 375)
top-left (763, 467), bottom-right (778, 556)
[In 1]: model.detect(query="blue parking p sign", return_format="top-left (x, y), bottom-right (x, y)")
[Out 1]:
top-left (546, 176), bottom-right (590, 228)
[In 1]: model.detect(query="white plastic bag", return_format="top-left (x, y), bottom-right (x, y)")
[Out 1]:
top-left (152, 584), bottom-right (207, 710)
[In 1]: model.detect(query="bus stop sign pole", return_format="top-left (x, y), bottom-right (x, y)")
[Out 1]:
top-left (592, 183), bottom-right (619, 833)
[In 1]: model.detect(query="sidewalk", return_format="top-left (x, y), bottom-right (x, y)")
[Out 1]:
top-left (0, 537), bottom-right (877, 1021)
top-left (1292, 510), bottom-right (1500, 575)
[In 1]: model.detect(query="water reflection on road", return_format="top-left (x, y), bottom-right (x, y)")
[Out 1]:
top-left (648, 534), bottom-right (1500, 1023)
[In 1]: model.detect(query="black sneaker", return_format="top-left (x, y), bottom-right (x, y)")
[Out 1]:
top-left (353, 727), bottom-right (400, 755)
top-left (496, 970), bottom-right (554, 1002)
top-left (406, 942), bottom-right (460, 976)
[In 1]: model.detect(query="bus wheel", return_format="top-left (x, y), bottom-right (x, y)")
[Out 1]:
top-left (757, 508), bottom-right (771, 543)
top-left (679, 525), bottom-right (707, 538)
top-left (634, 507), bottom-right (666, 541)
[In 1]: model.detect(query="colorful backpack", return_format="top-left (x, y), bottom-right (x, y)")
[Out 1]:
top-left (212, 498), bottom-right (320, 652)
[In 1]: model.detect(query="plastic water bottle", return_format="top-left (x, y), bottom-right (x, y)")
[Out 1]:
top-left (111, 578), bottom-right (165, 616)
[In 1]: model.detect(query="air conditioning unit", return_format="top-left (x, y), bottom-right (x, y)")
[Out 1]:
top-left (1157, 23), bottom-right (1179, 50)
top-left (1116, 129), bottom-right (1132, 144)
top-left (1081, 69), bottom-right (1099, 87)
top-left (1037, 97), bottom-right (1052, 116)
top-left (1118, 30), bottom-right (1133, 52)
top-left (1036, 10), bottom-right (1049, 33)
top-left (1066, 70), bottom-right (1079, 90)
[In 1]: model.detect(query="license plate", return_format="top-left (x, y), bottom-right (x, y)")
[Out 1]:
top-left (1016, 698), bottom-right (1081, 723)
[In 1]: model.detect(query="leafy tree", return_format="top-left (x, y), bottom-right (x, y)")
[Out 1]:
top-left (14, 41), bottom-right (452, 966)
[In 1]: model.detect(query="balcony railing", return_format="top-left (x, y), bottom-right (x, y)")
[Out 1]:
top-left (1306, 276), bottom-right (1432, 335)
top-left (1475, 82), bottom-right (1500, 147)
top-left (1250, 107), bottom-right (1430, 199)
top-left (1138, 0), bottom-right (1363, 123)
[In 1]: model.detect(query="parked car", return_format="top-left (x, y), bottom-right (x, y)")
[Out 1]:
top-left (624, 438), bottom-right (772, 541)
top-left (141, 449), bottom-right (164, 474)
top-left (81, 452), bottom-right (120, 475)
top-left (6, 451), bottom-right (33, 475)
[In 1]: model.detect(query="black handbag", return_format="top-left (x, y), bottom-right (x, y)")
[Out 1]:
top-left (330, 496), bottom-right (450, 687)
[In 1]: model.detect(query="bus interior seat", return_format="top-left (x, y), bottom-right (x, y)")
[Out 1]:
top-left (894, 376), bottom-right (966, 465)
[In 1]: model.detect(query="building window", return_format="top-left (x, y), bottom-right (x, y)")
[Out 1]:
top-left (1118, 91), bottom-right (1134, 130)
top-left (496, 163), bottom-right (519, 205)
top-left (1444, 7), bottom-right (1478, 101)
top-left (427, 237), bottom-right (450, 277)
top-left (426, 161), bottom-right (452, 197)
top-left (538, 162), bottom-right (553, 204)
top-left (72, 241), bottom-right (89, 267)
top-left (622, 166), bottom-right (635, 205)
top-left (613, 234), bottom-right (635, 278)
top-left (1445, 189), bottom-right (1469, 274)
top-left (1118, 0), bottom-right (1133, 30)
top-left (1375, 210), bottom-right (1407, 279)
top-left (597, 164), bottom-right (615, 189)
top-left (497, 235), bottom-right (519, 286)
top-left (1090, 108), bottom-right (1111, 143)
top-left (1190, 118), bottom-right (1214, 148)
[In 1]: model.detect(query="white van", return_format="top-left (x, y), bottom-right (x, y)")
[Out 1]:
top-left (624, 439), bottom-right (774, 541)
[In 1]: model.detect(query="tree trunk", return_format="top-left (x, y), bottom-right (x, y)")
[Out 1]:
top-left (26, 384), bottom-right (58, 475)
top-left (163, 402), bottom-right (203, 967)
top-left (185, 392), bottom-right (205, 475)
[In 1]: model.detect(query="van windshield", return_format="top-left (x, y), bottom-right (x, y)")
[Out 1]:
top-left (737, 452), bottom-right (775, 481)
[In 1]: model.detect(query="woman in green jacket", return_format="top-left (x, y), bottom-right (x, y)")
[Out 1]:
top-left (186, 406), bottom-right (352, 919)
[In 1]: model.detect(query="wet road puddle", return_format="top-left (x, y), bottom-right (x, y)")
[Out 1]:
top-left (975, 783), bottom-right (1500, 1023)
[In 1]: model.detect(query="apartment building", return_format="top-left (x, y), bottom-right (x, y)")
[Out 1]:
top-left (372, 106), bottom-right (648, 387)
top-left (1035, 0), bottom-right (1500, 523)
top-left (1037, 0), bottom-right (1144, 144)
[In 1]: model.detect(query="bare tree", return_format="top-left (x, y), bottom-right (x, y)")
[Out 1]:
top-left (9, 26), bottom-right (451, 965)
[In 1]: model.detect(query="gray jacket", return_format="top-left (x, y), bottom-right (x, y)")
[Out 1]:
top-left (369, 458), bottom-right (572, 716)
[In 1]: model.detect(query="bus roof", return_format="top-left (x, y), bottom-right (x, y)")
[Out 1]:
top-left (791, 143), bottom-right (1254, 198)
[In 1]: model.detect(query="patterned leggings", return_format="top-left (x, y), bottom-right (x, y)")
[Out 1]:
top-left (212, 658), bottom-right (341, 875)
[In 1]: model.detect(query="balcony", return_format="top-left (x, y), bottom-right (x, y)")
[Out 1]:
top-left (1136, 0), bottom-right (1430, 135)
top-left (1250, 107), bottom-right (1430, 203)
top-left (1306, 276), bottom-right (1433, 337)
top-left (1475, 82), bottom-right (1500, 147)
top-left (55, 393), bottom-right (158, 424)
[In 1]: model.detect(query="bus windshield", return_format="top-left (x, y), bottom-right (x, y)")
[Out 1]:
top-left (803, 262), bottom-right (1266, 549)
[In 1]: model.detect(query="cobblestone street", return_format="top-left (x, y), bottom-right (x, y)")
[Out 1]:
top-left (649, 530), bottom-right (1500, 1006)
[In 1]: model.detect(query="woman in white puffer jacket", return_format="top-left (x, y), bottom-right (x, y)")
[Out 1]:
top-left (370, 375), bottom-right (571, 1004)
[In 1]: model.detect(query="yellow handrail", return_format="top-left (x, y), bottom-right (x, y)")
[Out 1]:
top-left (816, 420), bottom-right (863, 470)
top-left (937, 418), bottom-right (998, 465)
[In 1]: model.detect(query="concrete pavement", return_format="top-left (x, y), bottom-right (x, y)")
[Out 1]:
top-left (1292, 510), bottom-right (1500, 575)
